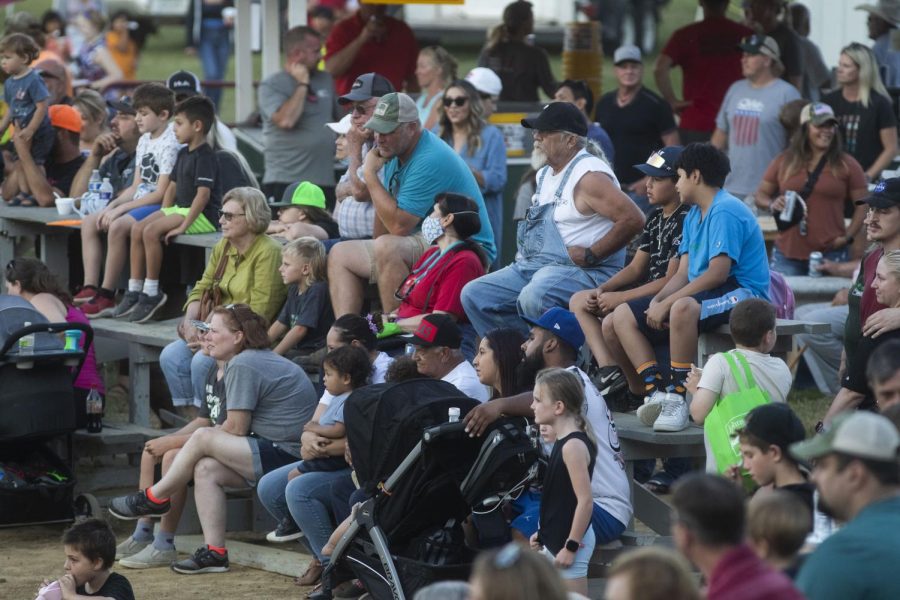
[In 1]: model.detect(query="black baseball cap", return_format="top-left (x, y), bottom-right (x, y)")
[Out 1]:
top-left (411, 314), bottom-right (462, 349)
top-left (857, 177), bottom-right (900, 208)
top-left (521, 102), bottom-right (588, 137)
top-left (167, 70), bottom-right (201, 96)
top-left (634, 146), bottom-right (683, 178)
top-left (741, 403), bottom-right (806, 452)
top-left (338, 72), bottom-right (395, 104)
top-left (107, 95), bottom-right (136, 116)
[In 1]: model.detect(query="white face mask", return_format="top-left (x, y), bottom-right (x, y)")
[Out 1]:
top-left (421, 215), bottom-right (444, 244)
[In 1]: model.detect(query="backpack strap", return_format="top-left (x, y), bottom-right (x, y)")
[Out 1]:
top-left (722, 350), bottom-right (757, 393)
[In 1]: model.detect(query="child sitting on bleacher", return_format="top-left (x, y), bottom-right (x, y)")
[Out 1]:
top-left (266, 181), bottom-right (339, 241)
top-left (267, 237), bottom-right (334, 364)
top-left (748, 490), bottom-right (811, 580)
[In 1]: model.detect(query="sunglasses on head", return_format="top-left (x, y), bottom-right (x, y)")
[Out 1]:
top-left (443, 96), bottom-right (468, 108)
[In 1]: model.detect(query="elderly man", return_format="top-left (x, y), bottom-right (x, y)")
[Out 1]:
top-left (328, 92), bottom-right (496, 316)
top-left (410, 313), bottom-right (489, 402)
top-left (791, 412), bottom-right (900, 600)
top-left (258, 26), bottom-right (339, 204)
top-left (461, 101), bottom-right (644, 337)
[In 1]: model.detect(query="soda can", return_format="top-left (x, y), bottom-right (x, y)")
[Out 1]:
top-left (809, 251), bottom-right (824, 277)
top-left (780, 190), bottom-right (798, 222)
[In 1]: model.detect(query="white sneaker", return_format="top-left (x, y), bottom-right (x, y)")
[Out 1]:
top-left (115, 536), bottom-right (149, 560)
top-left (119, 543), bottom-right (177, 569)
top-left (636, 391), bottom-right (667, 427)
top-left (653, 393), bottom-right (689, 432)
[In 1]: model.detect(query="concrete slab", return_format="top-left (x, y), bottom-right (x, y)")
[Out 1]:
top-left (177, 535), bottom-right (311, 578)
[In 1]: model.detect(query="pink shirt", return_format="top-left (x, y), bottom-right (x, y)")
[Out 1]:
top-left (66, 305), bottom-right (104, 394)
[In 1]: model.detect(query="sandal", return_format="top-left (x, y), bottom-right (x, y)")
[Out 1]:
top-left (18, 195), bottom-right (36, 207)
top-left (294, 558), bottom-right (323, 587)
top-left (645, 471), bottom-right (675, 494)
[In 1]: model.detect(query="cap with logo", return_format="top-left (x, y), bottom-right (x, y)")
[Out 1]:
top-left (49, 104), bottom-right (83, 133)
top-left (799, 102), bottom-right (838, 127)
top-left (339, 72), bottom-right (395, 105)
top-left (634, 146), bottom-right (684, 178)
top-left (167, 70), bottom-right (201, 96)
top-left (270, 181), bottom-right (327, 209)
top-left (521, 307), bottom-right (585, 351)
top-left (326, 113), bottom-right (352, 136)
top-left (107, 95), bottom-right (137, 116)
top-left (364, 93), bottom-right (419, 134)
top-left (613, 44), bottom-right (642, 65)
top-left (465, 67), bottom-right (503, 97)
top-left (857, 177), bottom-right (900, 208)
top-left (790, 411), bottom-right (900, 463)
top-left (411, 313), bottom-right (462, 349)
top-left (742, 403), bottom-right (807, 452)
top-left (521, 102), bottom-right (588, 137)
top-left (738, 34), bottom-right (781, 61)
top-left (855, 0), bottom-right (900, 27)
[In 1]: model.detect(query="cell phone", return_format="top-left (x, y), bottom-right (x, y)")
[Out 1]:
top-left (189, 319), bottom-right (210, 332)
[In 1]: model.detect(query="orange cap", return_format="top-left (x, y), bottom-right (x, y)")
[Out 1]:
top-left (49, 104), bottom-right (83, 133)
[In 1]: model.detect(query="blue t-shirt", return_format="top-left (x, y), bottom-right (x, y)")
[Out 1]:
top-left (319, 391), bottom-right (349, 426)
top-left (382, 129), bottom-right (497, 262)
top-left (679, 189), bottom-right (769, 299)
top-left (4, 69), bottom-right (50, 129)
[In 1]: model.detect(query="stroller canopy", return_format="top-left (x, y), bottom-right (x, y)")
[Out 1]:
top-left (0, 295), bottom-right (64, 354)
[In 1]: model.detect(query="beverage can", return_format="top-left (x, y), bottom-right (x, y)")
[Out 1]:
top-left (780, 190), bottom-right (798, 222)
top-left (448, 407), bottom-right (461, 423)
top-left (808, 252), bottom-right (824, 277)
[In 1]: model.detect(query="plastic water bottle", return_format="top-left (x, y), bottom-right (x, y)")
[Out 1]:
top-left (99, 177), bottom-right (113, 208)
top-left (448, 407), bottom-right (460, 423)
top-left (18, 322), bottom-right (34, 356)
top-left (87, 169), bottom-right (102, 201)
top-left (86, 388), bottom-right (103, 433)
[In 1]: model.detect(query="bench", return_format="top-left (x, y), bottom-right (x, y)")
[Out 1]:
top-left (784, 275), bottom-right (852, 306)
top-left (697, 318), bottom-right (831, 368)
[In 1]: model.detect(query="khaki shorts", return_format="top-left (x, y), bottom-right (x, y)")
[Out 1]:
top-left (362, 233), bottom-right (428, 284)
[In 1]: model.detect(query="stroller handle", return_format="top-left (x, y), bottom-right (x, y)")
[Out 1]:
top-left (422, 420), bottom-right (468, 444)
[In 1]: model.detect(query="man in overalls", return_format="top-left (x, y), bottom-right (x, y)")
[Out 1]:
top-left (461, 101), bottom-right (645, 337)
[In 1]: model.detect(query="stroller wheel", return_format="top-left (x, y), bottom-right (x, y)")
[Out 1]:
top-left (74, 493), bottom-right (101, 519)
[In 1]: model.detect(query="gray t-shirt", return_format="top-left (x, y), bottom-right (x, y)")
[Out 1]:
top-left (258, 69), bottom-right (339, 186)
top-left (224, 349), bottom-right (318, 457)
top-left (716, 78), bottom-right (800, 197)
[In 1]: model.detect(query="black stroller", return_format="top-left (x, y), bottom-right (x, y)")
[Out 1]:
top-left (0, 295), bottom-right (96, 526)
top-left (324, 379), bottom-right (540, 599)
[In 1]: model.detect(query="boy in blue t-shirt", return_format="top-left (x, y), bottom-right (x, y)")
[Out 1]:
top-left (608, 143), bottom-right (770, 432)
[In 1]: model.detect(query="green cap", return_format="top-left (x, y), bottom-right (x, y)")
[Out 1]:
top-left (270, 181), bottom-right (326, 209)
top-left (790, 411), bottom-right (900, 463)
top-left (363, 92), bottom-right (418, 134)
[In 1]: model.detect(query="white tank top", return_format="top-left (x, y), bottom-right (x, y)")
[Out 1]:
top-left (535, 151), bottom-right (619, 248)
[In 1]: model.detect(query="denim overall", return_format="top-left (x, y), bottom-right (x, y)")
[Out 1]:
top-left (461, 152), bottom-right (623, 335)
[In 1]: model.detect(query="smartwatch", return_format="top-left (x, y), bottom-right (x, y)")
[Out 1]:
top-left (565, 539), bottom-right (580, 553)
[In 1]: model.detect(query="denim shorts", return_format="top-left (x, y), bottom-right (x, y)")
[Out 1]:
top-left (248, 436), bottom-right (299, 481)
top-left (541, 524), bottom-right (596, 580)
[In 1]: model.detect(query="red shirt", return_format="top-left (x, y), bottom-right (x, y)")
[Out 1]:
top-left (661, 16), bottom-right (753, 132)
top-left (707, 545), bottom-right (805, 600)
top-left (325, 12), bottom-right (418, 96)
top-left (396, 246), bottom-right (484, 323)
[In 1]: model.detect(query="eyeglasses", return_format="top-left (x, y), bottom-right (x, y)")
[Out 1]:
top-left (218, 210), bottom-right (246, 222)
top-left (443, 96), bottom-right (469, 108)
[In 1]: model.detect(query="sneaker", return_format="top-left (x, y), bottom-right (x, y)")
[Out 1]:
top-left (591, 365), bottom-right (627, 398)
top-left (128, 292), bottom-right (168, 323)
top-left (653, 393), bottom-right (690, 432)
top-left (108, 490), bottom-right (170, 520)
top-left (82, 294), bottom-right (117, 319)
top-left (636, 390), bottom-right (667, 427)
top-left (115, 536), bottom-right (149, 560)
top-left (73, 285), bottom-right (98, 306)
top-left (266, 516), bottom-right (304, 543)
top-left (113, 291), bottom-right (141, 319)
top-left (119, 544), bottom-right (177, 569)
top-left (171, 546), bottom-right (229, 574)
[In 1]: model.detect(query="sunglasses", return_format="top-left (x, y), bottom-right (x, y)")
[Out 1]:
top-left (443, 96), bottom-right (468, 108)
top-left (218, 210), bottom-right (246, 222)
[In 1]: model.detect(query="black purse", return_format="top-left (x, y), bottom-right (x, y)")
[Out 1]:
top-left (773, 154), bottom-right (828, 234)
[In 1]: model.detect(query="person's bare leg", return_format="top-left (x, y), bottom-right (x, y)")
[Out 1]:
top-left (570, 289), bottom-right (614, 365)
top-left (603, 314), bottom-right (643, 394)
top-left (327, 240), bottom-right (371, 316)
top-left (611, 303), bottom-right (656, 373)
top-left (80, 213), bottom-right (103, 287)
top-left (158, 447), bottom-right (188, 535)
top-left (143, 215), bottom-right (184, 280)
top-left (129, 220), bottom-right (149, 280)
top-left (374, 235), bottom-right (419, 314)
top-left (193, 457), bottom-right (249, 548)
top-left (285, 222), bottom-right (328, 241)
top-left (669, 297), bottom-right (700, 365)
top-left (100, 215), bottom-right (137, 290)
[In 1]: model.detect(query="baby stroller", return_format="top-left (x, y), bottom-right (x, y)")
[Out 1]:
top-left (324, 378), bottom-right (540, 599)
top-left (0, 295), bottom-right (96, 526)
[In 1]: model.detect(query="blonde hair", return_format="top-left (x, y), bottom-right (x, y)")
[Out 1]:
top-left (283, 236), bottom-right (327, 284)
top-left (73, 89), bottom-right (108, 127)
top-left (222, 187), bottom-right (270, 234)
top-left (747, 490), bottom-right (811, 561)
top-left (608, 547), bottom-right (700, 600)
top-left (534, 367), bottom-right (597, 450)
top-left (882, 249), bottom-right (900, 280)
top-left (841, 44), bottom-right (889, 108)
top-left (419, 46), bottom-right (458, 86)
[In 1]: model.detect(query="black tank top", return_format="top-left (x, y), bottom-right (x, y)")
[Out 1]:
top-left (539, 431), bottom-right (597, 555)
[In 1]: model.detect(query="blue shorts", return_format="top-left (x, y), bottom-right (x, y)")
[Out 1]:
top-left (511, 490), bottom-right (625, 544)
top-left (128, 204), bottom-right (161, 221)
top-left (541, 524), bottom-right (595, 580)
top-left (249, 436), bottom-right (299, 481)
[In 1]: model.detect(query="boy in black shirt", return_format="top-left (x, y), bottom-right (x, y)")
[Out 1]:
top-left (56, 518), bottom-right (135, 600)
top-left (124, 96), bottom-right (222, 324)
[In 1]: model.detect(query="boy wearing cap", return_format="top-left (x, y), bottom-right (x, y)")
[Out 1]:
top-left (711, 34), bottom-right (801, 200)
top-left (411, 314), bottom-right (490, 402)
top-left (791, 411), bottom-right (900, 599)
top-left (267, 181), bottom-right (339, 241)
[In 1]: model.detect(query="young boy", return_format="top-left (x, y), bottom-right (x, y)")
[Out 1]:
top-left (570, 146), bottom-right (688, 403)
top-left (79, 83), bottom-right (180, 318)
top-left (58, 518), bottom-right (135, 599)
top-left (123, 95), bottom-right (221, 324)
top-left (748, 490), bottom-right (811, 579)
top-left (686, 299), bottom-right (793, 474)
top-left (610, 143), bottom-right (770, 432)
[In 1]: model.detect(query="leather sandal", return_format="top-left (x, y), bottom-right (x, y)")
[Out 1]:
top-left (295, 558), bottom-right (323, 587)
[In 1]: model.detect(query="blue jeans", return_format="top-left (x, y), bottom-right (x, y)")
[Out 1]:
top-left (770, 246), bottom-right (849, 276)
top-left (484, 192), bottom-right (503, 270)
top-left (256, 462), bottom-right (351, 564)
top-left (159, 339), bottom-right (215, 407)
top-left (198, 19), bottom-right (230, 108)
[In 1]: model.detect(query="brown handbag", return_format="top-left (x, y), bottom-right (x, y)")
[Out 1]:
top-left (198, 242), bottom-right (231, 321)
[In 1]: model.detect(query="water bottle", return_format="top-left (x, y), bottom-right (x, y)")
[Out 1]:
top-left (448, 407), bottom-right (460, 423)
top-left (87, 169), bottom-right (102, 201)
top-left (86, 387), bottom-right (103, 433)
top-left (18, 322), bottom-right (34, 356)
top-left (99, 177), bottom-right (113, 208)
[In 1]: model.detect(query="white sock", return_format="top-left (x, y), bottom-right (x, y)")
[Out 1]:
top-left (142, 280), bottom-right (159, 297)
top-left (128, 279), bottom-right (143, 293)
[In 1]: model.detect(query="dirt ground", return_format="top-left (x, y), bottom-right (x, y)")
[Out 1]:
top-left (0, 521), bottom-right (311, 599)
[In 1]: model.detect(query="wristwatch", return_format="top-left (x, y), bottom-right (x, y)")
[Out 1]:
top-left (565, 539), bottom-right (580, 552)
top-left (844, 235), bottom-right (855, 246)
top-left (583, 247), bottom-right (598, 266)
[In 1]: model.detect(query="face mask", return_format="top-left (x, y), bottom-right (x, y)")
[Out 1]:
top-left (421, 216), bottom-right (444, 244)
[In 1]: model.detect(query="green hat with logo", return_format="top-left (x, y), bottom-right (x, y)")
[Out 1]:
top-left (270, 181), bottom-right (327, 209)
top-left (364, 92), bottom-right (418, 134)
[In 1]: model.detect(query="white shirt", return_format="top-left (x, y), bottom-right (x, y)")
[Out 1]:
top-left (442, 360), bottom-right (491, 403)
